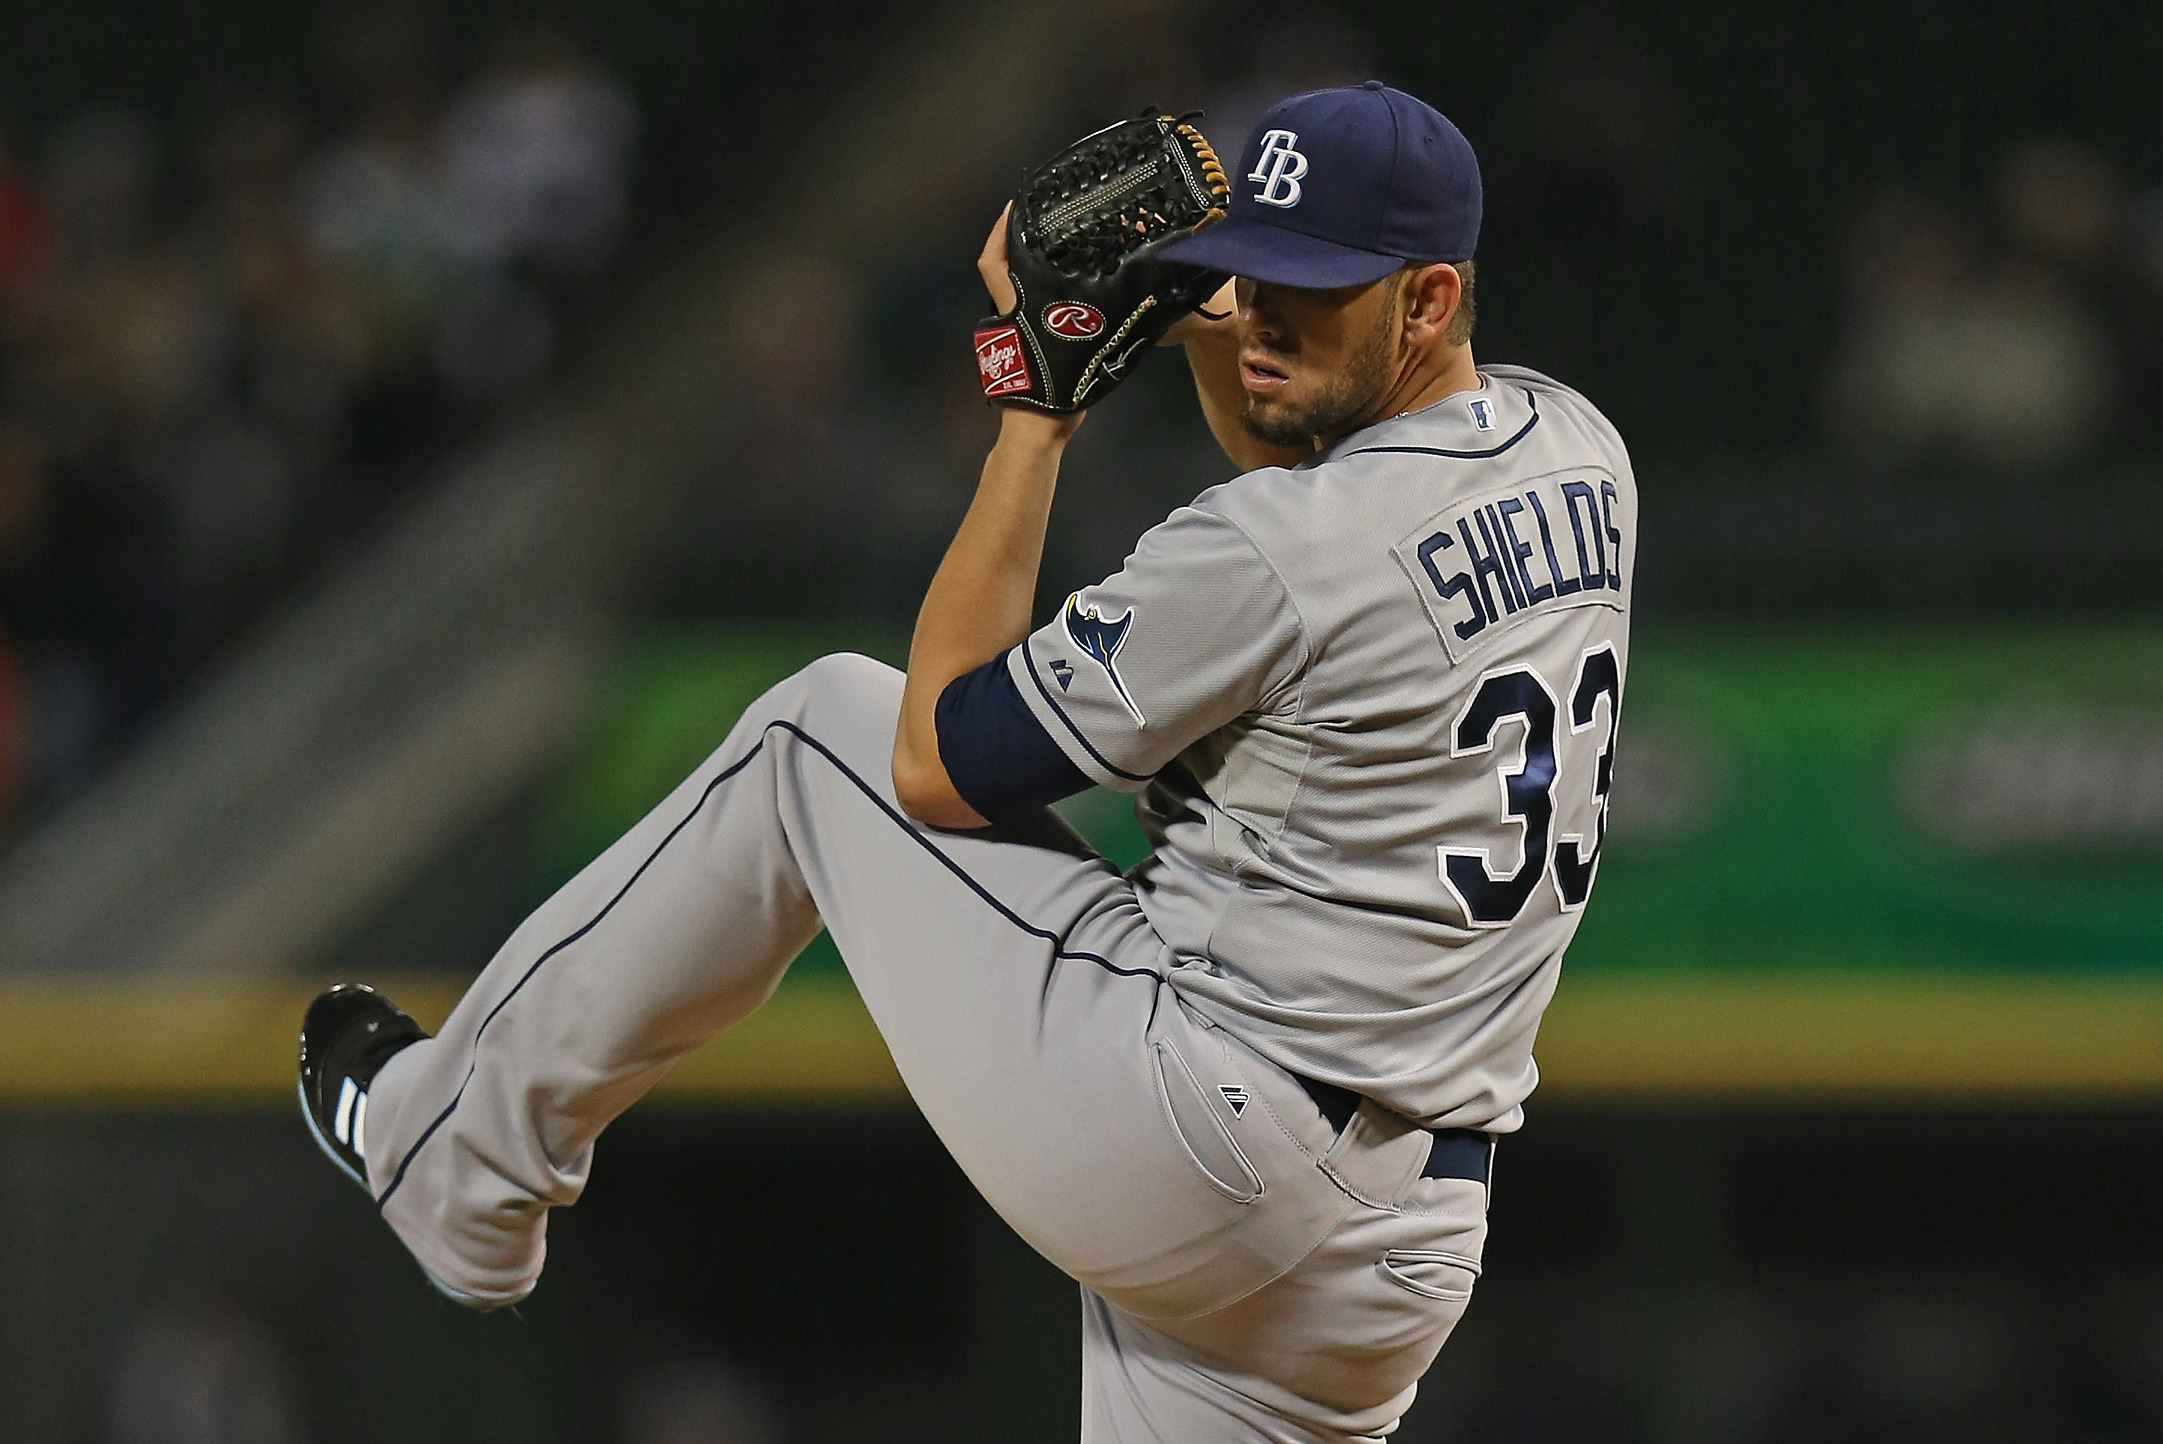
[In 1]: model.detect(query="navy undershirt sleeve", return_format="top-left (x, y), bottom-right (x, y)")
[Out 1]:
top-left (935, 652), bottom-right (1093, 818)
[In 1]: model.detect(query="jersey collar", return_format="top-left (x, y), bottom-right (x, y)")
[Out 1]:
top-left (1309, 372), bottom-right (1537, 466)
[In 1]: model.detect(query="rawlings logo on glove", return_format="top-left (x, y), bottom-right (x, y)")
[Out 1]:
top-left (1042, 302), bottom-right (1105, 339)
top-left (975, 325), bottom-right (1032, 397)
top-left (976, 112), bottom-right (1230, 414)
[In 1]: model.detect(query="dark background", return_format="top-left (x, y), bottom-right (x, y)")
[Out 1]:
top-left (0, 3), bottom-right (2159, 1441)
top-left (7, 1106), bottom-right (2160, 1441)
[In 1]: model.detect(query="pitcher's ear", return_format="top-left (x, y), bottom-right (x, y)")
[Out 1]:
top-left (1401, 262), bottom-right (1464, 347)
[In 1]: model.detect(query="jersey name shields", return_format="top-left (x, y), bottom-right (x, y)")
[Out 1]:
top-left (1008, 366), bottom-right (1635, 1132)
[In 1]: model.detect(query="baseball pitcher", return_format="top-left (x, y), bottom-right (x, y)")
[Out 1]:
top-left (299, 84), bottom-right (1634, 1442)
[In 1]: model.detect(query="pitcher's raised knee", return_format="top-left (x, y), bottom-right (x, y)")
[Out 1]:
top-left (759, 652), bottom-right (904, 730)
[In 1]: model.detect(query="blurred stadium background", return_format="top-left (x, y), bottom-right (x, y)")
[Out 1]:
top-left (0, 1), bottom-right (2159, 1440)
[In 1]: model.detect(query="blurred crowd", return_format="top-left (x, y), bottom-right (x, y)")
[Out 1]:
top-left (652, 15), bottom-right (1380, 627)
top-left (1825, 137), bottom-right (2163, 469)
top-left (81, 1274), bottom-right (2163, 1444)
top-left (100, 1294), bottom-right (787, 1444)
top-left (6, 0), bottom-right (2163, 842)
top-left (0, 1), bottom-right (634, 826)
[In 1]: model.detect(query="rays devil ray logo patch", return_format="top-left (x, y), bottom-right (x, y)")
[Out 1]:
top-left (1062, 593), bottom-right (1145, 725)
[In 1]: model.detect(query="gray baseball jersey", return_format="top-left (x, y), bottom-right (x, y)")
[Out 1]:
top-left (349, 365), bottom-right (1630, 1441)
top-left (1011, 364), bottom-right (1635, 1131)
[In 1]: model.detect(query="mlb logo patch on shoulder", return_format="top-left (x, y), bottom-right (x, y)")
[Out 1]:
top-left (1467, 396), bottom-right (1496, 432)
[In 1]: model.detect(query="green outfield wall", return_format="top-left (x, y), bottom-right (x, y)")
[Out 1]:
top-left (10, 626), bottom-right (2157, 1104)
top-left (545, 626), bottom-right (2163, 979)
top-left (509, 624), bottom-right (2163, 1102)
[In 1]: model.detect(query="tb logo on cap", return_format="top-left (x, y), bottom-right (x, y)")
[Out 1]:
top-left (1248, 129), bottom-right (1308, 208)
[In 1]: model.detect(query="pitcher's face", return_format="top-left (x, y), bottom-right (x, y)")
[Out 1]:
top-left (1235, 272), bottom-right (1406, 450)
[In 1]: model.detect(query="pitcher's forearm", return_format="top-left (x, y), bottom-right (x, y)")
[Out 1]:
top-left (909, 413), bottom-right (1072, 678)
top-left (894, 409), bottom-right (1077, 818)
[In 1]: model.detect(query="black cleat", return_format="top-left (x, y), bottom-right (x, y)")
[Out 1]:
top-left (299, 983), bottom-right (527, 1311)
top-left (298, 983), bottom-right (427, 1196)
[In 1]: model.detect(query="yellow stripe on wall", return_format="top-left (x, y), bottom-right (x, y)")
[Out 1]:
top-left (0, 977), bottom-right (903, 1109)
top-left (0, 975), bottom-right (2158, 1107)
top-left (1534, 976), bottom-right (2163, 1100)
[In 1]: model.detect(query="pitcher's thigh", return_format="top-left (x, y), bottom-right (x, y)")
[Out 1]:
top-left (762, 663), bottom-right (1199, 1244)
top-left (1080, 1188), bottom-right (1489, 1443)
top-left (1081, 1290), bottom-right (1376, 1444)
top-left (1140, 1176), bottom-right (1492, 1436)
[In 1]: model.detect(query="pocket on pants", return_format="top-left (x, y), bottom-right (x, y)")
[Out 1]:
top-left (1152, 1040), bottom-right (1263, 1204)
top-left (1379, 1248), bottom-right (1480, 1303)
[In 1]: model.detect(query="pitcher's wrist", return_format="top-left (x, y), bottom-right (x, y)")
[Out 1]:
top-left (996, 406), bottom-right (1084, 450)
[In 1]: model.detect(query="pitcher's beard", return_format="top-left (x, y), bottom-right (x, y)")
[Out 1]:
top-left (1239, 304), bottom-right (1402, 449)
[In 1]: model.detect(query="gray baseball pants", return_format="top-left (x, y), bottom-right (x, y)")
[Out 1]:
top-left (359, 653), bottom-right (1490, 1442)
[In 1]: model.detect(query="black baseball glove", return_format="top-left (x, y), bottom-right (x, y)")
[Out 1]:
top-left (974, 111), bottom-right (1231, 414)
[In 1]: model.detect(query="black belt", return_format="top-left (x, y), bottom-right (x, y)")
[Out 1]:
top-left (1296, 1075), bottom-right (1493, 1186)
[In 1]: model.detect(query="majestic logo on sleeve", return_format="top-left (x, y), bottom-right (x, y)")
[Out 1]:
top-left (1062, 593), bottom-right (1145, 725)
top-left (1247, 129), bottom-right (1308, 208)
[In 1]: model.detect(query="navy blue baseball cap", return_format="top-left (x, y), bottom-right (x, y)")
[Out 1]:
top-left (1161, 81), bottom-right (1481, 288)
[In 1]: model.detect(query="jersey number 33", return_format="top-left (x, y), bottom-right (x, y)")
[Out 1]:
top-left (1442, 645), bottom-right (1621, 928)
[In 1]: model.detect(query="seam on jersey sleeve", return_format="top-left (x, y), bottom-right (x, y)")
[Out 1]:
top-left (1195, 503), bottom-right (1313, 719)
top-left (1192, 502), bottom-right (1318, 870)
top-left (1010, 507), bottom-right (1309, 790)
top-left (1008, 644), bottom-right (1153, 790)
